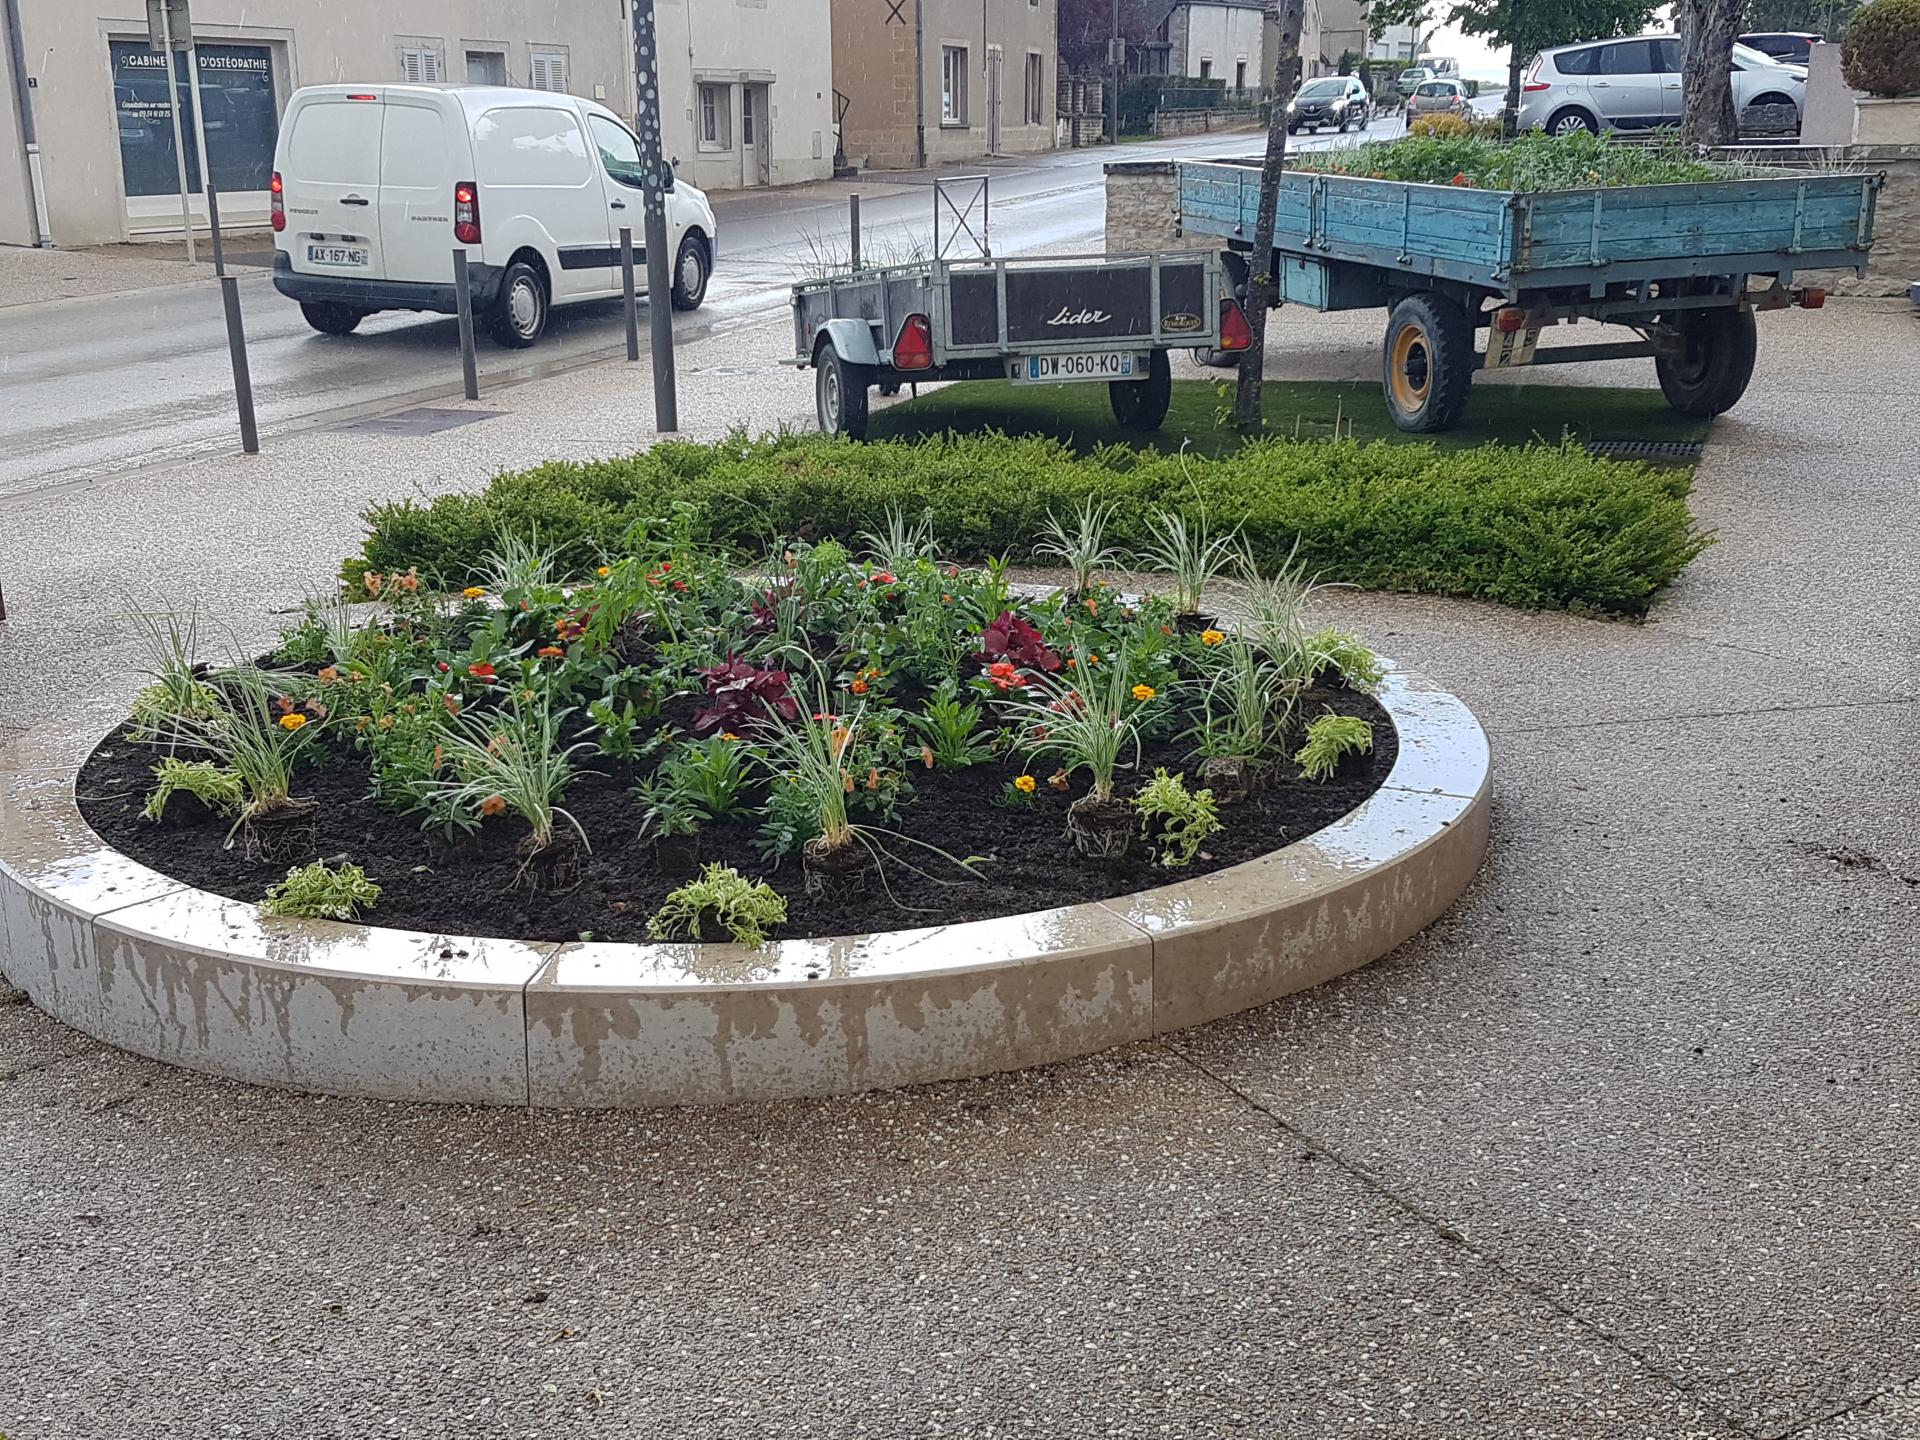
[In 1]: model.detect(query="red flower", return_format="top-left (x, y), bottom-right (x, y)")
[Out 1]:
top-left (872, 571), bottom-right (896, 586)
top-left (988, 660), bottom-right (1019, 681)
top-left (467, 662), bottom-right (497, 681)
top-left (671, 579), bottom-right (688, 592)
top-left (436, 661), bottom-right (450, 673)
top-left (658, 561), bottom-right (672, 574)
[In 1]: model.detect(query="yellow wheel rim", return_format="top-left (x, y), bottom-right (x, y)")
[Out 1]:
top-left (1389, 321), bottom-right (1433, 415)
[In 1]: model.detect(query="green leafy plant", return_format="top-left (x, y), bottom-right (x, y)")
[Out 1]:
top-left (141, 757), bottom-right (244, 823)
top-left (1186, 636), bottom-right (1292, 762)
top-left (481, 529), bottom-right (560, 597)
top-left (262, 861), bottom-right (383, 921)
top-left (909, 679), bottom-right (996, 769)
top-left (1034, 495), bottom-right (1127, 597)
top-left (1843, 0), bottom-right (1920, 97)
top-left (994, 775), bottom-right (1040, 809)
top-left (647, 863), bottom-right (788, 947)
top-left (1295, 711), bottom-right (1375, 781)
top-left (1141, 508), bottom-right (1238, 616)
top-left (1289, 129), bottom-right (1744, 191)
top-left (640, 734), bottom-right (756, 830)
top-left (1305, 627), bottom-right (1386, 690)
top-left (1134, 769), bottom-right (1222, 868)
top-left (408, 689), bottom-right (595, 854)
top-left (1006, 647), bottom-right (1147, 807)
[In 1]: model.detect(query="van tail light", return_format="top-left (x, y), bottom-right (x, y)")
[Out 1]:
top-left (270, 172), bottom-right (285, 233)
top-left (1522, 57), bottom-right (1549, 92)
top-left (454, 182), bottom-right (481, 245)
top-left (1218, 298), bottom-right (1254, 352)
top-left (893, 313), bottom-right (934, 370)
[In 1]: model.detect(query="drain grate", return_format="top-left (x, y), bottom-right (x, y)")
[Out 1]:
top-left (1584, 439), bottom-right (1705, 461)
top-left (335, 406), bottom-right (504, 437)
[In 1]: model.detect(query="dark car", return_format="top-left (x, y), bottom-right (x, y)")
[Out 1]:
top-left (1285, 75), bottom-right (1373, 134)
top-left (1740, 31), bottom-right (1821, 65)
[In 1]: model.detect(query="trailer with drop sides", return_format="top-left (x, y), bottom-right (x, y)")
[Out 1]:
top-left (1175, 158), bottom-right (1882, 431)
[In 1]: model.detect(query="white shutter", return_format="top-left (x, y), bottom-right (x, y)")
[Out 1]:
top-left (531, 50), bottom-right (569, 93)
top-left (400, 46), bottom-right (444, 84)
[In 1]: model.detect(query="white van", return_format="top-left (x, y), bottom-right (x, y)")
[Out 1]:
top-left (271, 85), bottom-right (718, 347)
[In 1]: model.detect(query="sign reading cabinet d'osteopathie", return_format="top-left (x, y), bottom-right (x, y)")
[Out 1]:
top-left (110, 41), bottom-right (278, 198)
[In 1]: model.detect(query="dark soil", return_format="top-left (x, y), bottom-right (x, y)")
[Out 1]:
top-left (76, 687), bottom-right (1395, 944)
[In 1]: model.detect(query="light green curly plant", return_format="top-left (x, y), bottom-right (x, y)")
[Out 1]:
top-left (1295, 712), bottom-right (1375, 782)
top-left (648, 863), bottom-right (789, 948)
top-left (262, 861), bottom-right (383, 921)
top-left (141, 758), bottom-right (244, 823)
top-left (1134, 768), bottom-right (1223, 868)
top-left (1305, 627), bottom-right (1386, 691)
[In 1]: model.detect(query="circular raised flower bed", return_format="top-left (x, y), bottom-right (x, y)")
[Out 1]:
top-left (0, 528), bottom-right (1490, 1105)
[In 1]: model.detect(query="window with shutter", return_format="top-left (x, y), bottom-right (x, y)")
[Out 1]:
top-left (530, 49), bottom-right (569, 93)
top-left (399, 46), bottom-right (444, 84)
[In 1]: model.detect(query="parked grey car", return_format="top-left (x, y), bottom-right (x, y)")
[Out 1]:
top-left (1517, 35), bottom-right (1805, 137)
top-left (1408, 77), bottom-right (1472, 118)
top-left (1285, 75), bottom-right (1374, 133)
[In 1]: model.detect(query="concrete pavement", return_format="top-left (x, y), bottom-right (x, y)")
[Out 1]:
top-left (1, 293), bottom-right (1916, 1437)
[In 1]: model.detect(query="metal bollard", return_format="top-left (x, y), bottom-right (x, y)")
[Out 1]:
top-left (621, 227), bottom-right (639, 363)
top-left (452, 248), bottom-right (480, 402)
top-left (207, 184), bottom-right (228, 277)
top-left (850, 193), bottom-right (861, 271)
top-left (219, 275), bottom-right (259, 455)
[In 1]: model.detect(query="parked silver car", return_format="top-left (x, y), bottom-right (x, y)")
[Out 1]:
top-left (1517, 35), bottom-right (1805, 137)
top-left (1408, 77), bottom-right (1472, 118)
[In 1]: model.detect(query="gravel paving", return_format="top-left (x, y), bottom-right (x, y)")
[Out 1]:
top-left (2, 298), bottom-right (1915, 1439)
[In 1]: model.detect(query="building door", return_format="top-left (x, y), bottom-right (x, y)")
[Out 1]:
top-left (740, 84), bottom-right (771, 187)
top-left (986, 48), bottom-right (1004, 155)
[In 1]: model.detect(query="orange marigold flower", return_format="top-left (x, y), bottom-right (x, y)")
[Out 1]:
top-left (597, 566), bottom-right (612, 578)
top-left (537, 645), bottom-right (565, 659)
top-left (363, 573), bottom-right (384, 596)
top-left (721, 732), bottom-right (741, 742)
top-left (1013, 774), bottom-right (1038, 794)
top-left (842, 771), bottom-right (855, 794)
top-left (866, 767), bottom-right (881, 790)
top-left (278, 713), bottom-right (307, 732)
top-left (462, 586), bottom-right (486, 600)
top-left (850, 678), bottom-right (869, 695)
top-left (316, 666), bottom-right (340, 686)
top-left (480, 795), bottom-right (508, 818)
top-left (1132, 684), bottom-right (1156, 702)
top-left (1201, 629), bottom-right (1226, 646)
top-left (1084, 598), bottom-right (1099, 616)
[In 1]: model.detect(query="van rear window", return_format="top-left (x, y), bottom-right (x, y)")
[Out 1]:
top-left (381, 104), bottom-right (450, 190)
top-left (287, 102), bottom-right (384, 184)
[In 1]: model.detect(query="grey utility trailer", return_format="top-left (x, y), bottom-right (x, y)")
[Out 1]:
top-left (788, 177), bottom-right (1251, 438)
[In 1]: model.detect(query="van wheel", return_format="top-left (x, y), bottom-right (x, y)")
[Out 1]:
top-left (671, 235), bottom-right (709, 311)
top-left (1655, 307), bottom-right (1758, 417)
top-left (301, 302), bottom-right (365, 336)
top-left (1109, 350), bottom-right (1172, 433)
top-left (1548, 107), bottom-right (1598, 136)
top-left (486, 261), bottom-right (548, 348)
top-left (815, 342), bottom-right (872, 439)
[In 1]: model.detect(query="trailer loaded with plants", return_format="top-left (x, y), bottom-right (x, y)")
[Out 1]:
top-left (1179, 131), bottom-right (1882, 432)
top-left (78, 508), bottom-right (1396, 948)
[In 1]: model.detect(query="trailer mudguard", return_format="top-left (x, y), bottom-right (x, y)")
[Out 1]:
top-left (812, 317), bottom-right (883, 368)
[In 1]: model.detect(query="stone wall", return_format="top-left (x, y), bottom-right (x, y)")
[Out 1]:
top-left (1105, 159), bottom-right (1219, 252)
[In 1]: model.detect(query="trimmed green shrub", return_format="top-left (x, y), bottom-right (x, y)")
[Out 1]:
top-left (1843, 0), bottom-right (1920, 96)
top-left (349, 430), bottom-right (1711, 617)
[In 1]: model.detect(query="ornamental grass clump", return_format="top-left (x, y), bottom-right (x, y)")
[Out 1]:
top-left (1034, 496), bottom-right (1128, 598)
top-left (1185, 635), bottom-right (1293, 801)
top-left (1005, 647), bottom-right (1150, 860)
top-left (126, 603), bottom-right (221, 743)
top-left (648, 864), bottom-right (788, 947)
top-left (147, 665), bottom-right (320, 845)
top-left (1141, 508), bottom-right (1239, 617)
top-left (262, 860), bottom-right (382, 921)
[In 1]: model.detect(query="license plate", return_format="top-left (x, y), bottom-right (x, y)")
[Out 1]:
top-left (307, 244), bottom-right (368, 267)
top-left (1018, 351), bottom-right (1139, 384)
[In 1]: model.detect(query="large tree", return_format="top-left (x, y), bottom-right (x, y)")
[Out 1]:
top-left (1678, 0), bottom-right (1743, 145)
top-left (1234, 0), bottom-right (1308, 432)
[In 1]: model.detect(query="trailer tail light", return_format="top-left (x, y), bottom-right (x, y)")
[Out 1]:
top-left (270, 172), bottom-right (285, 232)
top-left (1493, 306), bottom-right (1530, 333)
top-left (1218, 298), bottom-right (1254, 352)
top-left (454, 183), bottom-right (481, 245)
top-left (893, 313), bottom-right (934, 370)
top-left (1799, 286), bottom-right (1826, 309)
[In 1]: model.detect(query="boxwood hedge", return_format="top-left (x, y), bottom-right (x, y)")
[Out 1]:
top-left (349, 430), bottom-right (1712, 616)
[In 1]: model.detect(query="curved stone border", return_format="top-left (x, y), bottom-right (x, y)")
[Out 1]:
top-left (0, 666), bottom-right (1490, 1106)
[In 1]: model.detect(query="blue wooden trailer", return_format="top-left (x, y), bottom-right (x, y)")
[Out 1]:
top-left (1176, 159), bottom-right (1883, 431)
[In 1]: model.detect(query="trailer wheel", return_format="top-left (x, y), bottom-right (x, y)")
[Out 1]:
top-left (1110, 350), bottom-right (1172, 433)
top-left (1381, 294), bottom-right (1473, 433)
top-left (815, 342), bottom-right (873, 440)
top-left (1654, 307), bottom-right (1758, 418)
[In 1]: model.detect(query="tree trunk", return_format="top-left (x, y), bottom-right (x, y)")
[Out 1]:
top-left (1680, 0), bottom-right (1741, 147)
top-left (1502, 46), bottom-right (1524, 137)
top-left (1234, 0), bottom-right (1306, 433)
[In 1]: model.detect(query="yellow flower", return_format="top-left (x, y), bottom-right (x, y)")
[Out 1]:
top-left (1201, 629), bottom-right (1226, 646)
top-left (278, 713), bottom-right (308, 731)
top-left (1132, 684), bottom-right (1156, 702)
top-left (462, 586), bottom-right (486, 600)
top-left (721, 732), bottom-right (740, 742)
top-left (596, 566), bottom-right (611, 578)
top-left (1013, 774), bottom-right (1038, 794)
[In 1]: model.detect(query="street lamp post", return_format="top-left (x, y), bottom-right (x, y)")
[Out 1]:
top-left (630, 0), bottom-right (680, 434)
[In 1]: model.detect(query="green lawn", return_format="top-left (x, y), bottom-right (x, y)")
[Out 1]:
top-left (867, 377), bottom-right (1711, 457)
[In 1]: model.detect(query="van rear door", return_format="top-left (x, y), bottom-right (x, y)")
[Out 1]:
top-left (378, 96), bottom-right (462, 283)
top-left (280, 92), bottom-right (387, 279)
